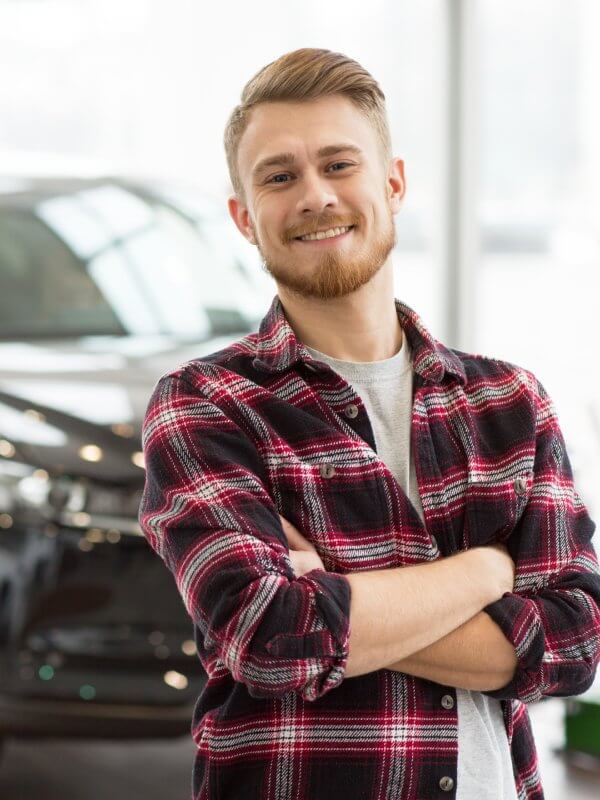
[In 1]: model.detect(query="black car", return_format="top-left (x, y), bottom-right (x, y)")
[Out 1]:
top-left (0, 175), bottom-right (270, 759)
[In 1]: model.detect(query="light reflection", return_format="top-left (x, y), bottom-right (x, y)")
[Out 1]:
top-left (148, 630), bottom-right (164, 646)
top-left (76, 185), bottom-right (153, 237)
top-left (17, 473), bottom-right (50, 506)
top-left (79, 444), bottom-right (103, 463)
top-left (64, 482), bottom-right (87, 512)
top-left (72, 511), bottom-right (91, 526)
top-left (85, 528), bottom-right (105, 543)
top-left (88, 247), bottom-right (158, 334)
top-left (0, 345), bottom-right (125, 373)
top-left (38, 664), bottom-right (54, 680)
top-left (36, 194), bottom-right (111, 259)
top-left (112, 423), bottom-right (134, 437)
top-left (0, 382), bottom-right (132, 426)
top-left (121, 226), bottom-right (212, 337)
top-left (0, 439), bottom-right (15, 457)
top-left (47, 652), bottom-right (65, 668)
top-left (181, 639), bottom-right (196, 656)
top-left (0, 405), bottom-right (66, 447)
top-left (163, 671), bottom-right (189, 690)
top-left (78, 538), bottom-right (94, 551)
top-left (24, 409), bottom-right (46, 423)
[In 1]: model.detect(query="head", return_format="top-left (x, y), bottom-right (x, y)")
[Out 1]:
top-left (224, 48), bottom-right (405, 301)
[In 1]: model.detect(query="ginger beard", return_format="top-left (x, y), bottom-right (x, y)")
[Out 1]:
top-left (251, 205), bottom-right (397, 300)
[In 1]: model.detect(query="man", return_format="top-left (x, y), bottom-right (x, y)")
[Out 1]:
top-left (139, 48), bottom-right (600, 800)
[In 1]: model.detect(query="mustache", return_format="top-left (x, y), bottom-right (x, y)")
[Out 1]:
top-left (287, 215), bottom-right (361, 240)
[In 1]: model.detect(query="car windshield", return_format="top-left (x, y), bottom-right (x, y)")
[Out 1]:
top-left (0, 183), bottom-right (264, 340)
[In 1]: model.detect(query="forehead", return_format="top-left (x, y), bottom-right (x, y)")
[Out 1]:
top-left (237, 95), bottom-right (379, 180)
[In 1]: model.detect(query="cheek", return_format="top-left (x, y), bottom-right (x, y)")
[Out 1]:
top-left (254, 203), bottom-right (285, 244)
top-left (372, 202), bottom-right (389, 228)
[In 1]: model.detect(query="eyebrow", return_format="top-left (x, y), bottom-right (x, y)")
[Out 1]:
top-left (251, 143), bottom-right (363, 180)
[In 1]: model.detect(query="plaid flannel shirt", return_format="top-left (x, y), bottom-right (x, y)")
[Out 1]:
top-left (139, 294), bottom-right (600, 800)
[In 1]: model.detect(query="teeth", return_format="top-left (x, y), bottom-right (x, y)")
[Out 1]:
top-left (299, 226), bottom-right (352, 241)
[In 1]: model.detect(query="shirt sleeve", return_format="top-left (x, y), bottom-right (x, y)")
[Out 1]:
top-left (138, 371), bottom-right (352, 702)
top-left (481, 372), bottom-right (600, 703)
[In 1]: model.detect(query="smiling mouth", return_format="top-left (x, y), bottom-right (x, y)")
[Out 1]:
top-left (293, 225), bottom-right (356, 243)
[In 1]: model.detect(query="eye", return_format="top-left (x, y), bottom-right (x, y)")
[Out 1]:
top-left (267, 173), bottom-right (291, 184)
top-left (328, 161), bottom-right (352, 172)
top-left (265, 162), bottom-right (353, 185)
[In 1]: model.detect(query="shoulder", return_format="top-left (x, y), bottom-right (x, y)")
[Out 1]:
top-left (453, 346), bottom-right (539, 392)
top-left (152, 330), bottom-right (261, 392)
top-left (444, 346), bottom-right (545, 420)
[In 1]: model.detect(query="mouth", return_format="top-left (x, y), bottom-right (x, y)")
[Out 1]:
top-left (293, 225), bottom-right (356, 245)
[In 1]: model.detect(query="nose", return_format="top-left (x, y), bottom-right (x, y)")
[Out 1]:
top-left (295, 168), bottom-right (338, 216)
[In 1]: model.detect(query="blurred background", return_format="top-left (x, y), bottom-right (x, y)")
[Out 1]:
top-left (0, 1), bottom-right (599, 798)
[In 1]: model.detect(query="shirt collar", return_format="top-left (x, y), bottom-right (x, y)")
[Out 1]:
top-left (252, 294), bottom-right (467, 387)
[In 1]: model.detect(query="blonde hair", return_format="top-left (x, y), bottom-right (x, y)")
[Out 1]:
top-left (223, 48), bottom-right (393, 203)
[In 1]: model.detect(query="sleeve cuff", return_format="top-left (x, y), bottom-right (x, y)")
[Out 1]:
top-left (481, 591), bottom-right (550, 702)
top-left (264, 569), bottom-right (351, 660)
top-left (262, 569), bottom-right (352, 702)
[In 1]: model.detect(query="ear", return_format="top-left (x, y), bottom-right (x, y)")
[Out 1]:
top-left (228, 194), bottom-right (257, 245)
top-left (386, 157), bottom-right (406, 215)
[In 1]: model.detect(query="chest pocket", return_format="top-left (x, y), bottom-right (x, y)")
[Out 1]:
top-left (267, 456), bottom-right (393, 575)
top-left (464, 465), bottom-right (534, 548)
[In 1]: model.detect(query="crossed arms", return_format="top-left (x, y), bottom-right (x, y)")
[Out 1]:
top-left (387, 612), bottom-right (519, 692)
top-left (139, 369), bottom-right (600, 704)
top-left (280, 506), bottom-right (518, 690)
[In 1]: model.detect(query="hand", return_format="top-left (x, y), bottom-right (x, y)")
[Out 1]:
top-left (279, 514), bottom-right (326, 577)
top-left (484, 541), bottom-right (516, 596)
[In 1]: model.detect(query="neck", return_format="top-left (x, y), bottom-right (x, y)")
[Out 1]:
top-left (276, 262), bottom-right (403, 363)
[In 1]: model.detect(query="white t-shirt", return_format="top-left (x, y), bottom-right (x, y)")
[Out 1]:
top-left (304, 333), bottom-right (518, 800)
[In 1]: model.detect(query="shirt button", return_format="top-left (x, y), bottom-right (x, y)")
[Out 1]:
top-left (343, 403), bottom-right (359, 419)
top-left (441, 694), bottom-right (454, 709)
top-left (439, 776), bottom-right (455, 791)
top-left (319, 464), bottom-right (336, 479)
top-left (514, 476), bottom-right (528, 495)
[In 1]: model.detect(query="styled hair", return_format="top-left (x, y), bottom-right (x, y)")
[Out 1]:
top-left (223, 48), bottom-right (393, 202)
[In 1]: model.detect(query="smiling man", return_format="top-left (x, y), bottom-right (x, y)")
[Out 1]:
top-left (231, 93), bottom-right (397, 312)
top-left (139, 48), bottom-right (600, 800)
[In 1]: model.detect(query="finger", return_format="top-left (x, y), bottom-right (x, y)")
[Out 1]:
top-left (279, 514), bottom-right (317, 551)
top-left (280, 516), bottom-right (312, 549)
top-left (289, 549), bottom-right (326, 577)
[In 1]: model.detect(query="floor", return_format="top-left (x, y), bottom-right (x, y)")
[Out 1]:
top-left (0, 697), bottom-right (599, 799)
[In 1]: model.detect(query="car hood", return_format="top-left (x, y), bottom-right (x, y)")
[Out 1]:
top-left (0, 332), bottom-right (249, 482)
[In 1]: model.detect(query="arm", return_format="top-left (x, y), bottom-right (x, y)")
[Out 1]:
top-left (478, 374), bottom-right (600, 703)
top-left (384, 610), bottom-right (518, 691)
top-left (278, 515), bottom-right (513, 682)
top-left (139, 372), bottom-right (352, 702)
top-left (343, 547), bottom-right (506, 678)
top-left (282, 519), bottom-right (517, 689)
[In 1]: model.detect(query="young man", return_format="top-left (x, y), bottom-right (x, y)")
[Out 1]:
top-left (139, 48), bottom-right (600, 800)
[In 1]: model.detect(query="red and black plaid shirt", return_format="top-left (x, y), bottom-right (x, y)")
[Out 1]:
top-left (139, 294), bottom-right (600, 800)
